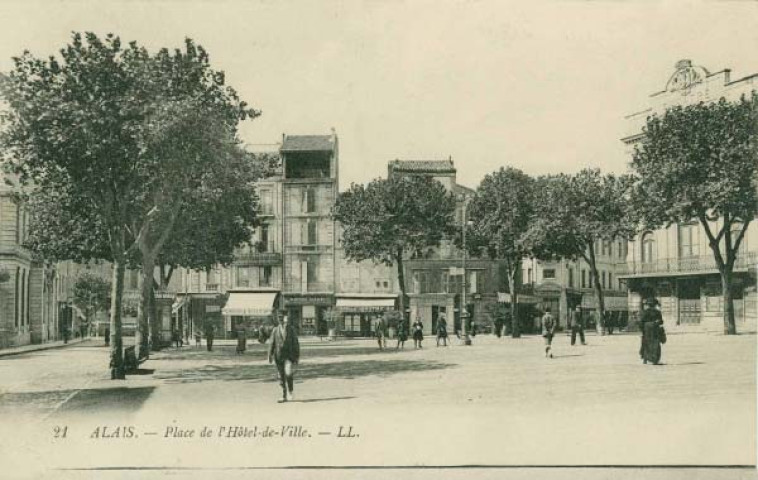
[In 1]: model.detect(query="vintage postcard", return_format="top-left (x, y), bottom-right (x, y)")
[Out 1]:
top-left (0, 1), bottom-right (755, 479)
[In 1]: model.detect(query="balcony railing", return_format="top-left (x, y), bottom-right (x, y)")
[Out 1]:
top-left (233, 252), bottom-right (282, 266)
top-left (282, 282), bottom-right (334, 294)
top-left (617, 252), bottom-right (758, 276)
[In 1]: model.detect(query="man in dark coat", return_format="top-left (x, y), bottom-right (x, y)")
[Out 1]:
top-left (268, 312), bottom-right (300, 403)
top-left (639, 298), bottom-right (664, 365)
top-left (568, 306), bottom-right (587, 346)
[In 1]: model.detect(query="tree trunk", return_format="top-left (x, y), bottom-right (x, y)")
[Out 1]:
top-left (149, 281), bottom-right (160, 349)
top-left (587, 245), bottom-right (605, 335)
top-left (109, 258), bottom-right (126, 380)
top-left (396, 248), bottom-right (407, 322)
top-left (508, 266), bottom-right (520, 338)
top-left (721, 267), bottom-right (737, 335)
top-left (135, 256), bottom-right (154, 358)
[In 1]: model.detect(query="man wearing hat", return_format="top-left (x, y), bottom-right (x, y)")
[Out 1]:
top-left (268, 310), bottom-right (300, 402)
top-left (568, 305), bottom-right (587, 346)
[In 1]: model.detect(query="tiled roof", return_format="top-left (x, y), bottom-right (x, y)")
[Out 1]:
top-left (388, 159), bottom-right (456, 174)
top-left (281, 135), bottom-right (335, 152)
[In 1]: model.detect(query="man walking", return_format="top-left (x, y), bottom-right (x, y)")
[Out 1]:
top-left (541, 307), bottom-right (557, 358)
top-left (268, 312), bottom-right (300, 403)
top-left (568, 305), bottom-right (587, 346)
top-left (436, 314), bottom-right (448, 347)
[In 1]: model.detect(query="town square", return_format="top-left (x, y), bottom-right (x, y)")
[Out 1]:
top-left (0, 1), bottom-right (757, 479)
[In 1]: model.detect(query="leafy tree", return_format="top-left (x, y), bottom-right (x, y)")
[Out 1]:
top-left (333, 176), bottom-right (456, 319)
top-left (465, 167), bottom-right (535, 338)
top-left (73, 272), bottom-right (111, 335)
top-left (631, 95), bottom-right (758, 334)
top-left (524, 169), bottom-right (635, 334)
top-left (0, 32), bottom-right (257, 378)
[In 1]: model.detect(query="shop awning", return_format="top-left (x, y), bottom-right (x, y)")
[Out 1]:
top-left (171, 297), bottom-right (187, 314)
top-left (335, 294), bottom-right (397, 311)
top-left (497, 292), bottom-right (539, 304)
top-left (222, 290), bottom-right (280, 316)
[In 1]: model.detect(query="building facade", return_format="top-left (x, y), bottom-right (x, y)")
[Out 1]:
top-left (387, 159), bottom-right (502, 335)
top-left (618, 60), bottom-right (758, 332)
top-left (522, 237), bottom-right (630, 331)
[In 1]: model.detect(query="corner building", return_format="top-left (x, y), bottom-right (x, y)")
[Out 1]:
top-left (619, 60), bottom-right (758, 332)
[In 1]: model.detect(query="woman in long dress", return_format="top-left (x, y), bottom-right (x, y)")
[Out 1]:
top-left (639, 298), bottom-right (664, 365)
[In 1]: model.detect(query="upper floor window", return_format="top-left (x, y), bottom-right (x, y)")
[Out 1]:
top-left (542, 269), bottom-right (556, 280)
top-left (259, 190), bottom-right (273, 215)
top-left (641, 232), bottom-right (655, 264)
top-left (678, 222), bottom-right (699, 258)
top-left (302, 187), bottom-right (316, 214)
top-left (568, 268), bottom-right (574, 288)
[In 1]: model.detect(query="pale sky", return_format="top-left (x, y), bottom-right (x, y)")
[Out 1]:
top-left (1, 1), bottom-right (757, 190)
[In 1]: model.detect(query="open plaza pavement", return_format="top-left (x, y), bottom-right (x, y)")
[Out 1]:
top-left (0, 330), bottom-right (755, 479)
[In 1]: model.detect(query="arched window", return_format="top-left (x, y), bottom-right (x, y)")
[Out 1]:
top-left (641, 232), bottom-right (655, 264)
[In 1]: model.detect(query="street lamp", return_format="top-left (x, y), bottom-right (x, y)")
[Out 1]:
top-left (460, 193), bottom-right (472, 346)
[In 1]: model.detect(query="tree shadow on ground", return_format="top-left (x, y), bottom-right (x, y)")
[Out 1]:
top-left (152, 344), bottom-right (403, 362)
top-left (154, 359), bottom-right (456, 385)
top-left (0, 386), bottom-right (155, 416)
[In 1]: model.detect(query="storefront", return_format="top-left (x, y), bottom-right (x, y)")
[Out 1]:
top-left (283, 294), bottom-right (334, 336)
top-left (335, 294), bottom-right (398, 337)
top-left (221, 288), bottom-right (282, 337)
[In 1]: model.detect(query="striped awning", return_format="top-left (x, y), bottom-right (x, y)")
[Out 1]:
top-left (222, 291), bottom-right (279, 317)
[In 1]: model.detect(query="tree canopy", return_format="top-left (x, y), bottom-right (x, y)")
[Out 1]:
top-left (333, 175), bottom-right (457, 316)
top-left (631, 94), bottom-right (758, 334)
top-left (466, 167), bottom-right (535, 337)
top-left (524, 169), bottom-right (635, 332)
top-left (0, 32), bottom-right (258, 377)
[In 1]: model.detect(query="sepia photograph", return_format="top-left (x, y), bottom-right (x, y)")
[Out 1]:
top-left (0, 1), bottom-right (756, 479)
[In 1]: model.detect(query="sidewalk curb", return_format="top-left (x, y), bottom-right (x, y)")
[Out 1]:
top-left (0, 338), bottom-right (91, 358)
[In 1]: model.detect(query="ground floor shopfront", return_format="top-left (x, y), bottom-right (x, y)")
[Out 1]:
top-left (624, 271), bottom-right (758, 333)
top-left (408, 292), bottom-right (498, 336)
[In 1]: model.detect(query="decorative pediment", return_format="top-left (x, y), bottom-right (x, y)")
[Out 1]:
top-left (665, 59), bottom-right (710, 95)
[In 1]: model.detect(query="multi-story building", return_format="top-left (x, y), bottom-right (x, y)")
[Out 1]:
top-left (522, 237), bottom-right (630, 331)
top-left (386, 159), bottom-right (502, 335)
top-left (618, 60), bottom-right (758, 332)
top-left (0, 179), bottom-right (62, 348)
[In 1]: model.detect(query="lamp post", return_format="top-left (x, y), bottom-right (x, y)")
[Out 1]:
top-left (460, 194), bottom-right (472, 346)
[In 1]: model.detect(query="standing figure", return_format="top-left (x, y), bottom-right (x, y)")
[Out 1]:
top-left (569, 306), bottom-right (587, 346)
top-left (104, 326), bottom-right (111, 346)
top-left (204, 323), bottom-right (215, 352)
top-left (172, 328), bottom-right (181, 348)
top-left (541, 307), bottom-right (557, 358)
top-left (236, 327), bottom-right (247, 354)
top-left (194, 330), bottom-right (201, 348)
top-left (396, 317), bottom-right (408, 350)
top-left (604, 310), bottom-right (615, 335)
top-left (639, 298), bottom-right (664, 365)
top-left (268, 312), bottom-right (300, 402)
top-left (412, 317), bottom-right (424, 349)
top-left (375, 315), bottom-right (387, 350)
top-left (436, 314), bottom-right (448, 347)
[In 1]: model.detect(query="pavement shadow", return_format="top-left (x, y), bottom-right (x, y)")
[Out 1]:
top-left (289, 396), bottom-right (356, 403)
top-left (151, 344), bottom-right (402, 362)
top-left (0, 386), bottom-right (155, 416)
top-left (154, 359), bottom-right (455, 384)
top-left (551, 354), bottom-right (585, 358)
